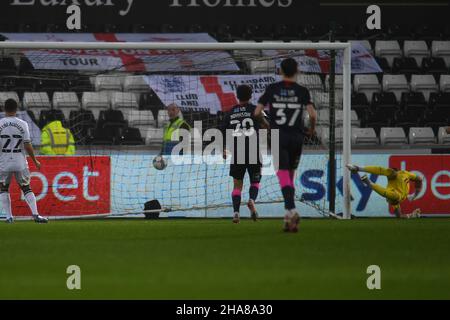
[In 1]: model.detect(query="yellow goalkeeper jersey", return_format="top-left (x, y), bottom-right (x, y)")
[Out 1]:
top-left (387, 170), bottom-right (418, 201)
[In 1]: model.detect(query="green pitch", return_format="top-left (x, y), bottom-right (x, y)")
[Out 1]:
top-left (0, 218), bottom-right (449, 300)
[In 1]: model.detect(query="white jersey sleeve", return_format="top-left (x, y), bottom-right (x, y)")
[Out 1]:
top-left (23, 121), bottom-right (31, 143)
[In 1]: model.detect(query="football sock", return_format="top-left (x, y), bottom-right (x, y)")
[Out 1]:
top-left (0, 192), bottom-right (12, 219)
top-left (24, 192), bottom-right (39, 217)
top-left (232, 189), bottom-right (242, 213)
top-left (249, 183), bottom-right (260, 201)
top-left (277, 170), bottom-right (296, 210)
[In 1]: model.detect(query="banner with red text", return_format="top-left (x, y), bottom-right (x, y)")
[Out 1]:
top-left (389, 155), bottom-right (450, 215)
top-left (0, 33), bottom-right (239, 72)
top-left (263, 42), bottom-right (382, 74)
top-left (145, 74), bottom-right (278, 113)
top-left (9, 156), bottom-right (111, 217)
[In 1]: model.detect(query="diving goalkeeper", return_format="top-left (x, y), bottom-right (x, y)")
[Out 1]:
top-left (346, 164), bottom-right (423, 218)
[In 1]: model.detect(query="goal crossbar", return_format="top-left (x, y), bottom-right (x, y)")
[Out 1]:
top-left (0, 40), bottom-right (352, 219)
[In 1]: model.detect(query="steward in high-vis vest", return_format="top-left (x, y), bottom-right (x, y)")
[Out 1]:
top-left (40, 120), bottom-right (76, 155)
top-left (161, 104), bottom-right (191, 155)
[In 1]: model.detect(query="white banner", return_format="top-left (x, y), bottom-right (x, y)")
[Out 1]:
top-left (0, 33), bottom-right (239, 72)
top-left (263, 42), bottom-right (382, 74)
top-left (145, 74), bottom-right (279, 114)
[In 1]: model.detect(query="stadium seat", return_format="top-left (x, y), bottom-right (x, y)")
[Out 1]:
top-left (410, 74), bottom-right (438, 101)
top-left (97, 109), bottom-right (127, 131)
top-left (232, 40), bottom-right (261, 58)
top-left (247, 59), bottom-right (276, 74)
top-left (18, 57), bottom-right (34, 74)
top-left (403, 41), bottom-right (430, 66)
top-left (380, 127), bottom-right (408, 146)
top-left (317, 109), bottom-right (330, 126)
top-left (431, 41), bottom-right (450, 67)
top-left (399, 92), bottom-right (427, 124)
top-left (351, 128), bottom-right (379, 146)
top-left (375, 40), bottom-right (402, 67)
top-left (353, 74), bottom-right (381, 102)
top-left (386, 24), bottom-right (412, 41)
top-left (429, 92), bottom-right (450, 108)
top-left (53, 92), bottom-right (81, 120)
top-left (69, 109), bottom-right (96, 144)
top-left (312, 92), bottom-right (343, 109)
top-left (118, 127), bottom-right (144, 145)
top-left (318, 126), bottom-right (343, 145)
top-left (89, 127), bottom-right (116, 145)
top-left (409, 127), bottom-right (436, 145)
top-left (82, 92), bottom-right (110, 119)
top-left (382, 74), bottom-right (409, 102)
top-left (157, 110), bottom-right (170, 128)
top-left (145, 127), bottom-right (164, 146)
top-left (11, 78), bottom-right (36, 98)
top-left (375, 57), bottom-right (391, 73)
top-left (368, 92), bottom-right (398, 129)
top-left (111, 92), bottom-right (139, 110)
top-left (438, 127), bottom-right (450, 144)
top-left (36, 79), bottom-right (67, 95)
top-left (125, 110), bottom-right (156, 139)
top-left (423, 103), bottom-right (450, 129)
top-left (351, 92), bottom-right (370, 119)
top-left (124, 109), bottom-right (156, 127)
top-left (23, 92), bottom-right (51, 120)
top-left (324, 74), bottom-right (343, 91)
top-left (365, 107), bottom-right (396, 131)
top-left (274, 24), bottom-right (301, 41)
top-left (297, 74), bottom-right (324, 91)
top-left (371, 92), bottom-right (398, 109)
top-left (245, 25), bottom-right (274, 41)
top-left (0, 57), bottom-right (17, 75)
top-left (67, 78), bottom-right (94, 94)
top-left (392, 57), bottom-right (420, 76)
top-left (215, 24), bottom-right (242, 41)
top-left (421, 57), bottom-right (448, 75)
top-left (303, 24), bottom-right (329, 41)
top-left (0, 92), bottom-right (20, 109)
top-left (332, 24), bottom-right (356, 40)
top-left (38, 109), bottom-right (66, 128)
top-left (401, 91), bottom-right (427, 108)
top-left (94, 75), bottom-right (123, 91)
top-left (334, 110), bottom-right (360, 127)
top-left (414, 24), bottom-right (442, 41)
top-left (123, 75), bottom-right (150, 92)
top-left (439, 75), bottom-right (450, 92)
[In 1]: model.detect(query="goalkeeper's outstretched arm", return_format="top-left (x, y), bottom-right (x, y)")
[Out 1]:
top-left (407, 175), bottom-right (423, 201)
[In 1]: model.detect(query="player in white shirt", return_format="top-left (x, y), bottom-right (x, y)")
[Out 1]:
top-left (0, 99), bottom-right (48, 224)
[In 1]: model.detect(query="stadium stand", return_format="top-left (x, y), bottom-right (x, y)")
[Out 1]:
top-left (1, 22), bottom-right (449, 150)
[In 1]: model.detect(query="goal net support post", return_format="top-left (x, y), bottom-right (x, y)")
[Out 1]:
top-left (0, 41), bottom-right (352, 219)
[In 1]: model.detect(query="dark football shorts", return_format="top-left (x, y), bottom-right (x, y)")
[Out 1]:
top-left (230, 164), bottom-right (262, 183)
top-left (276, 131), bottom-right (304, 171)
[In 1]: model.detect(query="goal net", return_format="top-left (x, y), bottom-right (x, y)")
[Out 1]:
top-left (0, 41), bottom-right (352, 219)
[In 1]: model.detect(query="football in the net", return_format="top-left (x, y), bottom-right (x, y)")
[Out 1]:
top-left (153, 155), bottom-right (167, 170)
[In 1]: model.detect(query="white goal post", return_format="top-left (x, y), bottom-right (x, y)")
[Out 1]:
top-left (0, 41), bottom-right (352, 219)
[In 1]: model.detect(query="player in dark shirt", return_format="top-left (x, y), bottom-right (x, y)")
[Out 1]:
top-left (221, 85), bottom-right (269, 224)
top-left (255, 58), bottom-right (317, 232)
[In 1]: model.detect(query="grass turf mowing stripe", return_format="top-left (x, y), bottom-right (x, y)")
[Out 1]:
top-left (0, 218), bottom-right (449, 299)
